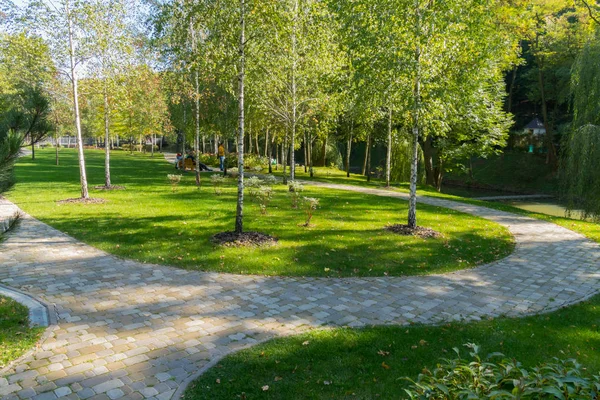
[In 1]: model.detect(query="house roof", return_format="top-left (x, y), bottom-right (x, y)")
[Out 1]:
top-left (525, 118), bottom-right (545, 130)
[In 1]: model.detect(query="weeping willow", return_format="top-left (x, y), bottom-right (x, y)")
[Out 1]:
top-left (561, 125), bottom-right (600, 221)
top-left (561, 33), bottom-right (600, 220)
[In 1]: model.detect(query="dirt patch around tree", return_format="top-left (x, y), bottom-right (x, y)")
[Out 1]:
top-left (93, 185), bottom-right (126, 191)
top-left (56, 198), bottom-right (106, 205)
top-left (385, 224), bottom-right (442, 239)
top-left (212, 231), bottom-right (278, 247)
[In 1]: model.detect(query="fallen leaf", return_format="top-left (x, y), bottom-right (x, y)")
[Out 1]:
top-left (262, 385), bottom-right (269, 391)
top-left (274, 376), bottom-right (282, 382)
top-left (377, 350), bottom-right (390, 357)
top-left (216, 379), bottom-right (220, 384)
top-left (381, 362), bottom-right (390, 370)
top-left (302, 341), bottom-right (310, 346)
top-left (324, 380), bottom-right (331, 385)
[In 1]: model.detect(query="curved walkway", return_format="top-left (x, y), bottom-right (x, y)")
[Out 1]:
top-left (1, 185), bottom-right (600, 400)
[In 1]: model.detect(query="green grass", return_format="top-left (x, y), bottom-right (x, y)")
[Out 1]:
top-left (184, 295), bottom-right (600, 400)
top-left (0, 295), bottom-right (43, 369)
top-left (5, 148), bottom-right (514, 278)
top-left (280, 165), bottom-right (600, 245)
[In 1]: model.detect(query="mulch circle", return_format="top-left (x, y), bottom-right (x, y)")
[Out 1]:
top-left (93, 185), bottom-right (126, 191)
top-left (212, 231), bottom-right (278, 247)
top-left (385, 224), bottom-right (442, 239)
top-left (56, 198), bottom-right (106, 205)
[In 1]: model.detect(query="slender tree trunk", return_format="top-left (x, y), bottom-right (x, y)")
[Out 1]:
top-left (31, 140), bottom-right (35, 160)
top-left (362, 135), bottom-right (369, 176)
top-left (152, 134), bottom-right (155, 157)
top-left (282, 130), bottom-right (288, 184)
top-left (55, 141), bottom-right (59, 165)
top-left (264, 127), bottom-right (269, 157)
top-left (66, 0), bottom-right (89, 199)
top-left (235, 0), bottom-right (246, 234)
top-left (506, 66), bottom-right (517, 113)
top-left (248, 120), bottom-right (253, 155)
top-left (255, 130), bottom-right (259, 156)
top-left (420, 136), bottom-right (435, 186)
top-left (408, 0), bottom-right (421, 229)
top-left (386, 107), bottom-right (392, 187)
top-left (103, 85), bottom-right (111, 187)
top-left (267, 128), bottom-right (273, 174)
top-left (290, 0), bottom-right (298, 180)
top-left (346, 122), bottom-right (352, 177)
top-left (275, 143), bottom-right (279, 171)
top-left (309, 133), bottom-right (314, 178)
top-left (366, 134), bottom-right (371, 182)
top-left (537, 61), bottom-right (556, 165)
top-left (321, 136), bottom-right (327, 167)
top-left (194, 65), bottom-right (201, 187)
top-left (214, 134), bottom-right (218, 154)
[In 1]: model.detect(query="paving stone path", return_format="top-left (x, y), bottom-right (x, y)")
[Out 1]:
top-left (1, 184), bottom-right (600, 400)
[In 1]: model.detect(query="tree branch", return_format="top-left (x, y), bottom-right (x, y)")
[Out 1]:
top-left (581, 0), bottom-right (600, 26)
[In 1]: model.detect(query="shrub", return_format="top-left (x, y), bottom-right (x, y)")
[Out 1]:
top-left (262, 174), bottom-right (278, 186)
top-left (198, 153), bottom-right (219, 167)
top-left (403, 343), bottom-right (600, 399)
top-left (245, 176), bottom-right (263, 199)
top-left (288, 180), bottom-right (304, 209)
top-left (301, 197), bottom-right (319, 226)
top-left (256, 186), bottom-right (273, 215)
top-left (167, 174), bottom-right (182, 192)
top-left (228, 167), bottom-right (239, 178)
top-left (211, 174), bottom-right (225, 195)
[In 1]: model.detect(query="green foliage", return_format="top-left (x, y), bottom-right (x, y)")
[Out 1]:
top-left (211, 174), bottom-right (225, 195)
top-left (572, 33), bottom-right (600, 128)
top-left (560, 125), bottom-right (600, 221)
top-left (256, 185), bottom-right (273, 215)
top-left (404, 344), bottom-right (599, 399)
top-left (244, 176), bottom-right (263, 198)
top-left (301, 196), bottom-right (319, 226)
top-left (288, 180), bottom-right (304, 208)
top-left (0, 131), bottom-right (24, 193)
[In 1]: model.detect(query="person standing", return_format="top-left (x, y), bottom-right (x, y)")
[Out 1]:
top-left (218, 142), bottom-right (225, 171)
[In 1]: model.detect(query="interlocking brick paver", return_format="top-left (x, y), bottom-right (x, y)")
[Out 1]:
top-left (2, 186), bottom-right (600, 399)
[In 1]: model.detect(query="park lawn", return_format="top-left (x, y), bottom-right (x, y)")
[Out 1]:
top-left (5, 148), bottom-right (513, 278)
top-left (184, 294), bottom-right (600, 400)
top-left (0, 295), bottom-right (44, 369)
top-left (282, 166), bottom-right (600, 245)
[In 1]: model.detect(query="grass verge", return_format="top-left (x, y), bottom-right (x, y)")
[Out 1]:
top-left (0, 295), bottom-right (44, 369)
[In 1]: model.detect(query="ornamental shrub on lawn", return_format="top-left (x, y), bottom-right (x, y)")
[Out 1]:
top-left (403, 343), bottom-right (600, 399)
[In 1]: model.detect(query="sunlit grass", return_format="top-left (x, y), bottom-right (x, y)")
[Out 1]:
top-left (6, 149), bottom-right (514, 277)
top-left (184, 295), bottom-right (600, 399)
top-left (0, 295), bottom-right (44, 369)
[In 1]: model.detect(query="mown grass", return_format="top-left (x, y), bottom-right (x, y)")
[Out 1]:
top-left (184, 294), bottom-right (600, 400)
top-left (0, 295), bottom-right (43, 369)
top-left (6, 149), bottom-right (513, 277)
top-left (276, 165), bottom-right (600, 245)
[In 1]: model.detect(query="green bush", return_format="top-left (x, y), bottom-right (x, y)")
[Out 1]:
top-left (403, 343), bottom-right (599, 399)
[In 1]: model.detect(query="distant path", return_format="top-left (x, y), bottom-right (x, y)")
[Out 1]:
top-left (1, 178), bottom-right (600, 399)
top-left (474, 194), bottom-right (555, 201)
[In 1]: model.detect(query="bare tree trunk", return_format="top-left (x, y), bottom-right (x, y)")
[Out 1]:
top-left (303, 131), bottom-right (307, 173)
top-left (506, 66), bottom-right (517, 113)
top-left (194, 64), bottom-right (201, 187)
top-left (366, 134), bottom-right (371, 182)
top-left (264, 127), bottom-right (269, 157)
top-left (282, 130), bottom-right (288, 184)
top-left (537, 61), bottom-right (556, 165)
top-left (31, 139), bottom-right (35, 160)
top-left (346, 121), bottom-right (352, 177)
top-left (235, 0), bottom-right (246, 234)
top-left (255, 130), bottom-right (259, 156)
top-left (151, 134), bottom-right (155, 157)
top-left (321, 136), bottom-right (327, 167)
top-left (214, 134), bottom-right (218, 154)
top-left (290, 0), bottom-right (298, 180)
top-left (408, 0), bottom-right (421, 229)
top-left (362, 135), bottom-right (369, 176)
top-left (309, 132), bottom-right (314, 178)
top-left (386, 107), bottom-right (392, 187)
top-left (66, 0), bottom-right (89, 199)
top-left (103, 85), bottom-right (111, 187)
